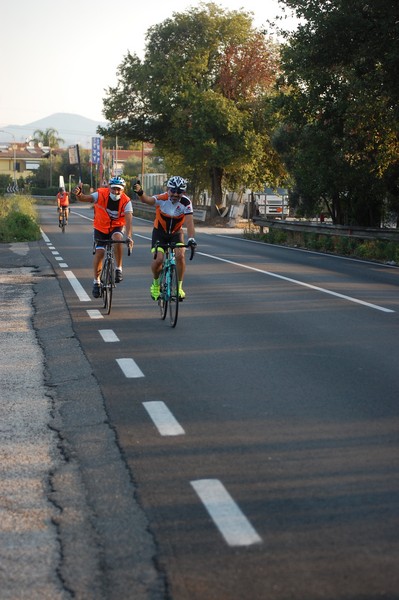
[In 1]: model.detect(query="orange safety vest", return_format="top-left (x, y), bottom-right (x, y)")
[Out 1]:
top-left (57, 192), bottom-right (69, 207)
top-left (93, 188), bottom-right (131, 233)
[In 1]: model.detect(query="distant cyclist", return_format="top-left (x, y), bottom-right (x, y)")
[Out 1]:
top-left (56, 187), bottom-right (69, 226)
top-left (74, 176), bottom-right (133, 298)
top-left (134, 176), bottom-right (197, 300)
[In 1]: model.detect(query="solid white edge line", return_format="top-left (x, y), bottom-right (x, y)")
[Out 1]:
top-left (191, 479), bottom-right (262, 547)
top-left (143, 401), bottom-right (185, 436)
top-left (215, 233), bottom-right (399, 268)
top-left (41, 230), bottom-right (50, 243)
top-left (116, 358), bottom-right (145, 378)
top-left (197, 251), bottom-right (395, 313)
top-left (63, 270), bottom-right (91, 302)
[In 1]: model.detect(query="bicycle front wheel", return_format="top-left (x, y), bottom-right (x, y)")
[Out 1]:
top-left (168, 264), bottom-right (179, 327)
top-left (158, 270), bottom-right (168, 320)
top-left (103, 259), bottom-right (113, 315)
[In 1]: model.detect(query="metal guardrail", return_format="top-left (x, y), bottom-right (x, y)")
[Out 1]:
top-left (30, 196), bottom-right (206, 220)
top-left (252, 218), bottom-right (399, 242)
top-left (131, 200), bottom-right (207, 222)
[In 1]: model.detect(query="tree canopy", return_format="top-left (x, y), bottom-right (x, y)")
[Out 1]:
top-left (274, 0), bottom-right (399, 225)
top-left (99, 2), bottom-right (284, 210)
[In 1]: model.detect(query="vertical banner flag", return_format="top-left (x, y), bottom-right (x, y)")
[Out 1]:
top-left (91, 137), bottom-right (101, 164)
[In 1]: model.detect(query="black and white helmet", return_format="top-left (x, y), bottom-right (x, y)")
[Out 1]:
top-left (167, 176), bottom-right (187, 193)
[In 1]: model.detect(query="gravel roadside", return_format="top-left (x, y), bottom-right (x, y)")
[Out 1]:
top-left (0, 241), bottom-right (165, 600)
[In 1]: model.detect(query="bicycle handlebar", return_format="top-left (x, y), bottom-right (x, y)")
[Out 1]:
top-left (153, 242), bottom-right (196, 261)
top-left (93, 238), bottom-right (132, 256)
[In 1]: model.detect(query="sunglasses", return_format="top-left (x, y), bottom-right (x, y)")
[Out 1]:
top-left (170, 188), bottom-right (183, 194)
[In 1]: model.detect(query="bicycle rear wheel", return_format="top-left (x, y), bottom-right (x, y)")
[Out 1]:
top-left (168, 264), bottom-right (179, 327)
top-left (158, 269), bottom-right (168, 320)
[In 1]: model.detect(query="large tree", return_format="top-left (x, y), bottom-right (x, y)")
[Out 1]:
top-left (99, 2), bottom-right (284, 212)
top-left (274, 0), bottom-right (399, 226)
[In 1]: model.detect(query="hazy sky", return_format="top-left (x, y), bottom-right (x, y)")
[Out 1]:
top-left (1, 0), bottom-right (296, 128)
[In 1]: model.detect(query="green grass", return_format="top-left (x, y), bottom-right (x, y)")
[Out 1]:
top-left (0, 195), bottom-right (41, 242)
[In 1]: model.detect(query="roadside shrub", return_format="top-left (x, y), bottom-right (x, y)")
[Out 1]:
top-left (354, 239), bottom-right (399, 262)
top-left (354, 241), bottom-right (378, 259)
top-left (334, 236), bottom-right (357, 256)
top-left (0, 195), bottom-right (41, 242)
top-left (265, 228), bottom-right (287, 245)
top-left (320, 235), bottom-right (335, 252)
top-left (306, 233), bottom-right (323, 250)
top-left (244, 224), bottom-right (399, 264)
top-left (384, 242), bottom-right (399, 262)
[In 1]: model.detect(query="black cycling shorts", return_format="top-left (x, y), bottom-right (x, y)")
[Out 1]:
top-left (94, 227), bottom-right (123, 249)
top-left (151, 228), bottom-right (183, 252)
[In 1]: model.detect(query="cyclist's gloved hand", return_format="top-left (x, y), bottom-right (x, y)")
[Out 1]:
top-left (127, 237), bottom-right (134, 250)
top-left (187, 238), bottom-right (197, 248)
top-left (134, 182), bottom-right (144, 197)
top-left (73, 185), bottom-right (82, 197)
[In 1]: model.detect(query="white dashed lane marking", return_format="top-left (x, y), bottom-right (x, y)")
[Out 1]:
top-left (64, 270), bottom-right (91, 302)
top-left (87, 309), bottom-right (104, 319)
top-left (143, 401), bottom-right (185, 436)
top-left (99, 329), bottom-right (120, 342)
top-left (191, 479), bottom-right (262, 547)
top-left (116, 358), bottom-right (145, 378)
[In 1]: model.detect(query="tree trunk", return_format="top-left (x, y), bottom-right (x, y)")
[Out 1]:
top-left (210, 166), bottom-right (224, 218)
top-left (332, 193), bottom-right (343, 225)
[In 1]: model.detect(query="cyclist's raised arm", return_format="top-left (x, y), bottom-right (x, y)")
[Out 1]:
top-left (133, 182), bottom-right (155, 206)
top-left (73, 184), bottom-right (93, 202)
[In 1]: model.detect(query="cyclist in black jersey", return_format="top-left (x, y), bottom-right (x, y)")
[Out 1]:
top-left (134, 176), bottom-right (197, 300)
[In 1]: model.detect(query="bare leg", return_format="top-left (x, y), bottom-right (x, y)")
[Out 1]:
top-left (93, 249), bottom-right (105, 281)
top-left (152, 253), bottom-right (163, 279)
top-left (175, 248), bottom-right (186, 284)
top-left (112, 231), bottom-right (123, 269)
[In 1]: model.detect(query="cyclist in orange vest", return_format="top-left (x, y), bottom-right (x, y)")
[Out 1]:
top-left (74, 176), bottom-right (133, 298)
top-left (56, 187), bottom-right (69, 226)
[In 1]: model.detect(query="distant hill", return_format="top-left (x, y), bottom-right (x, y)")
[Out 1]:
top-left (0, 113), bottom-right (108, 148)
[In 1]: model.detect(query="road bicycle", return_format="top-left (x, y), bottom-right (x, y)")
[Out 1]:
top-left (154, 241), bottom-right (195, 328)
top-left (58, 206), bottom-right (68, 233)
top-left (94, 238), bottom-right (131, 315)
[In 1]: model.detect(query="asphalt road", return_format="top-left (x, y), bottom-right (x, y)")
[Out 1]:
top-left (35, 204), bottom-right (399, 599)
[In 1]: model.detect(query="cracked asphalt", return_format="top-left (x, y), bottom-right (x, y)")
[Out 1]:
top-left (0, 241), bottom-right (166, 600)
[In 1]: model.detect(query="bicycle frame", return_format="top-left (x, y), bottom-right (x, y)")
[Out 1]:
top-left (154, 242), bottom-right (195, 327)
top-left (94, 238), bottom-right (131, 315)
top-left (59, 206), bottom-right (68, 233)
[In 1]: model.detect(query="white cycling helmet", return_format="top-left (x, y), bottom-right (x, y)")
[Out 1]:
top-left (167, 176), bottom-right (187, 193)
